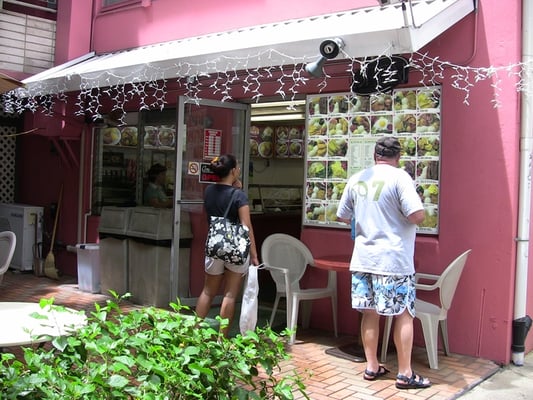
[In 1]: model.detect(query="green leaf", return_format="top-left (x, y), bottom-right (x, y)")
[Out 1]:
top-left (108, 374), bottom-right (129, 388)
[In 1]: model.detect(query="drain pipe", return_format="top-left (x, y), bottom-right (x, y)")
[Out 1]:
top-left (512, 0), bottom-right (533, 366)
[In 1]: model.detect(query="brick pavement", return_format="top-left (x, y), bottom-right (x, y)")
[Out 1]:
top-left (0, 270), bottom-right (499, 399)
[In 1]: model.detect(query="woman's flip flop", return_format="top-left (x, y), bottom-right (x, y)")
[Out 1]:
top-left (363, 365), bottom-right (390, 381)
top-left (395, 372), bottom-right (431, 389)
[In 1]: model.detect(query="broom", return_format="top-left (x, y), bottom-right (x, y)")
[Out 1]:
top-left (44, 184), bottom-right (63, 279)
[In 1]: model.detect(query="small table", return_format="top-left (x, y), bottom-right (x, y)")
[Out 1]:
top-left (313, 255), bottom-right (367, 362)
top-left (0, 302), bottom-right (87, 348)
top-left (314, 254), bottom-right (351, 272)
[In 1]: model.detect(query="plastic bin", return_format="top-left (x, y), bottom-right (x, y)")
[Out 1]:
top-left (76, 243), bottom-right (100, 293)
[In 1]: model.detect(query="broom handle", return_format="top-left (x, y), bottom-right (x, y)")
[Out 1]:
top-left (50, 184), bottom-right (63, 252)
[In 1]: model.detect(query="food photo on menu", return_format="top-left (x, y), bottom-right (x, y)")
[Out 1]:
top-left (328, 117), bottom-right (349, 135)
top-left (144, 126), bottom-right (159, 147)
top-left (158, 125), bottom-right (176, 147)
top-left (102, 127), bottom-right (121, 145)
top-left (119, 126), bottom-right (138, 146)
top-left (350, 115), bottom-right (370, 135)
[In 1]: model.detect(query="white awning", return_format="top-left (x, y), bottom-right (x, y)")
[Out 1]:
top-left (23, 0), bottom-right (474, 94)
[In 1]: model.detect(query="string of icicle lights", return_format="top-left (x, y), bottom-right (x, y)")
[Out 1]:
top-left (1, 48), bottom-right (532, 124)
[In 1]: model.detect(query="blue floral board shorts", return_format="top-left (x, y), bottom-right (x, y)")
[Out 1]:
top-left (351, 272), bottom-right (416, 317)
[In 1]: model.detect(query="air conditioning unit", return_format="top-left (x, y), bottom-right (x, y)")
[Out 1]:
top-left (0, 204), bottom-right (43, 271)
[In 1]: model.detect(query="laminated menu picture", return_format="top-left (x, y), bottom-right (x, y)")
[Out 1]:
top-left (418, 205), bottom-right (439, 232)
top-left (144, 126), bottom-right (159, 147)
top-left (371, 115), bottom-right (393, 134)
top-left (308, 96), bottom-right (328, 116)
top-left (370, 93), bottom-right (393, 112)
top-left (416, 161), bottom-right (439, 181)
top-left (328, 95), bottom-right (349, 114)
top-left (416, 136), bottom-right (440, 158)
top-left (394, 89), bottom-right (417, 111)
top-left (250, 125), bottom-right (274, 158)
top-left (102, 127), bottom-right (121, 145)
top-left (326, 138), bottom-right (348, 158)
top-left (289, 140), bottom-right (303, 158)
top-left (307, 139), bottom-right (327, 158)
top-left (328, 117), bottom-right (349, 135)
top-left (417, 87), bottom-right (441, 110)
top-left (417, 113), bottom-right (440, 133)
top-left (349, 95), bottom-right (370, 113)
top-left (393, 113), bottom-right (417, 135)
top-left (308, 116), bottom-right (328, 136)
top-left (119, 126), bottom-right (138, 146)
top-left (158, 125), bottom-right (176, 148)
top-left (274, 126), bottom-right (304, 158)
top-left (349, 116), bottom-right (370, 135)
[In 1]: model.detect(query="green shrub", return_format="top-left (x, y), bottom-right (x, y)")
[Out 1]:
top-left (0, 296), bottom-right (308, 399)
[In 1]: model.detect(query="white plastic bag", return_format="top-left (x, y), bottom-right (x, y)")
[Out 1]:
top-left (239, 264), bottom-right (259, 334)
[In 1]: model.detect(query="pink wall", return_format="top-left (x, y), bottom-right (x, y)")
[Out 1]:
top-left (14, 0), bottom-right (531, 365)
top-left (300, 1), bottom-right (526, 365)
top-left (90, 0), bottom-right (376, 54)
top-left (54, 1), bottom-right (92, 64)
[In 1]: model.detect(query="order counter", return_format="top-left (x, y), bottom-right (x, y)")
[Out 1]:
top-left (99, 206), bottom-right (193, 307)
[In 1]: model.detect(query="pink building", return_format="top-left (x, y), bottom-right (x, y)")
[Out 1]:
top-left (1, 0), bottom-right (532, 366)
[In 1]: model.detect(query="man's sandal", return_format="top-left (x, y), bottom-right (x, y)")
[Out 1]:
top-left (363, 365), bottom-right (390, 381)
top-left (395, 372), bottom-right (431, 389)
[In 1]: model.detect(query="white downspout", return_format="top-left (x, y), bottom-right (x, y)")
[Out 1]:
top-left (513, 0), bottom-right (533, 366)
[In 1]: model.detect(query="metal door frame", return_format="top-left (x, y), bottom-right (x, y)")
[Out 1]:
top-left (171, 97), bottom-right (251, 304)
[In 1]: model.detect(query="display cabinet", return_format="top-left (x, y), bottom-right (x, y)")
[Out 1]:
top-left (92, 109), bottom-right (177, 215)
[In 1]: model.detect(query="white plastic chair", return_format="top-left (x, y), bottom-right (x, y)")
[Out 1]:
top-left (261, 233), bottom-right (338, 344)
top-left (380, 249), bottom-right (472, 369)
top-left (0, 231), bottom-right (17, 285)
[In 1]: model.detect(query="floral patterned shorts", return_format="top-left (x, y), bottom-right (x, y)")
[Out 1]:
top-left (351, 272), bottom-right (416, 317)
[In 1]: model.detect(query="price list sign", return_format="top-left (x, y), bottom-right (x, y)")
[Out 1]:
top-left (203, 129), bottom-right (222, 159)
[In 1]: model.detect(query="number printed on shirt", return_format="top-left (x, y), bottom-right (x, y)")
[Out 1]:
top-left (356, 180), bottom-right (385, 201)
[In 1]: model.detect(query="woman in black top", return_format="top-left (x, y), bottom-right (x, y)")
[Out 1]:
top-left (196, 154), bottom-right (259, 336)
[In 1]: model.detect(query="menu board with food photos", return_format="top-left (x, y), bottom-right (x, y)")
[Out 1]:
top-left (303, 86), bottom-right (441, 234)
top-left (250, 124), bottom-right (304, 159)
top-left (143, 125), bottom-right (176, 149)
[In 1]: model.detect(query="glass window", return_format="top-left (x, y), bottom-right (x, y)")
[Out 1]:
top-left (103, 0), bottom-right (132, 6)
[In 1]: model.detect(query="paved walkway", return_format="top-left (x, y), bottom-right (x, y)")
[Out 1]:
top-left (0, 270), bottom-right (514, 399)
top-left (457, 351), bottom-right (533, 399)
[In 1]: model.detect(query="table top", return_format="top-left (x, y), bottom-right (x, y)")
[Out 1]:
top-left (313, 255), bottom-right (351, 272)
top-left (0, 302), bottom-right (87, 347)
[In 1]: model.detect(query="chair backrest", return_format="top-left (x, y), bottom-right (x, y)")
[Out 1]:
top-left (261, 233), bottom-right (314, 292)
top-left (0, 231), bottom-right (17, 276)
top-left (437, 249), bottom-right (472, 310)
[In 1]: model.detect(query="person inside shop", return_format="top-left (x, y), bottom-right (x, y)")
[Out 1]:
top-left (336, 136), bottom-right (431, 390)
top-left (144, 163), bottom-right (173, 208)
top-left (195, 154), bottom-right (259, 336)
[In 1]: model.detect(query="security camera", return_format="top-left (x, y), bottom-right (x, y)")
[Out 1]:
top-left (377, 0), bottom-right (404, 5)
top-left (319, 38), bottom-right (345, 60)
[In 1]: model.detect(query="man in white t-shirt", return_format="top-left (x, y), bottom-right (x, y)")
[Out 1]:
top-left (336, 136), bottom-right (431, 390)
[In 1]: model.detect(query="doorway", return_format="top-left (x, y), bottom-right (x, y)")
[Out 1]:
top-left (171, 97), bottom-right (250, 304)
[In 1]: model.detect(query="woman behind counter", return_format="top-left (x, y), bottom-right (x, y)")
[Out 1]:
top-left (144, 163), bottom-right (173, 208)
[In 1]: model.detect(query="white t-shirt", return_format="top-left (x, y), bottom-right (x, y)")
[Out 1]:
top-left (336, 164), bottom-right (423, 276)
